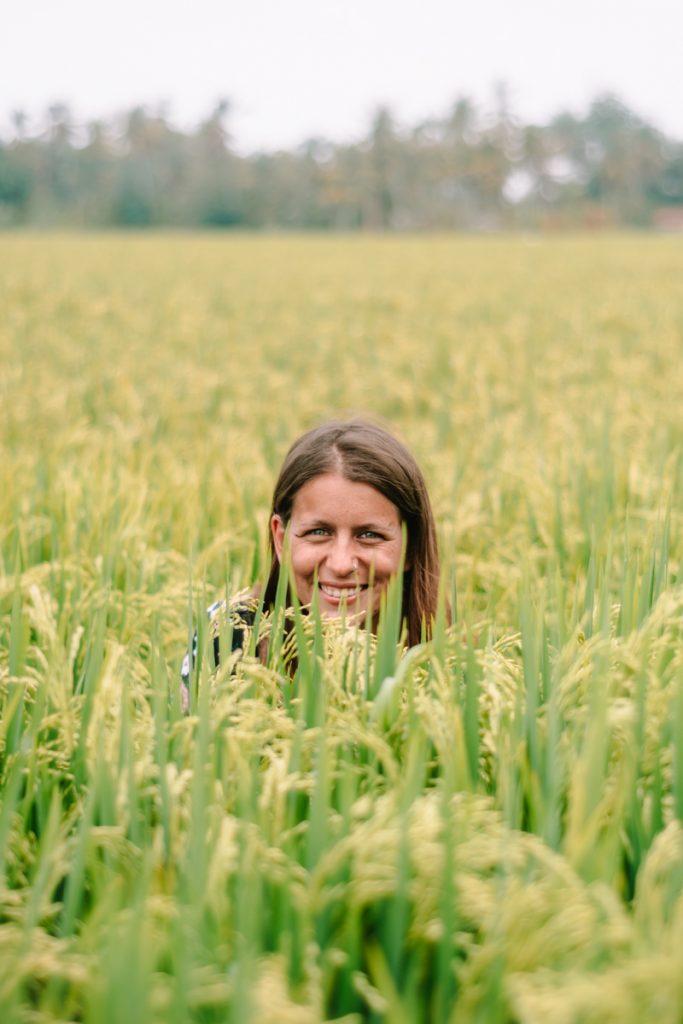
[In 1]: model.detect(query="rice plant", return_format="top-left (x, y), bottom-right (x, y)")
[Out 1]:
top-left (0, 232), bottom-right (682, 1022)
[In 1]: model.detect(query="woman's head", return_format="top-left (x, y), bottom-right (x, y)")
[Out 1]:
top-left (263, 419), bottom-right (441, 647)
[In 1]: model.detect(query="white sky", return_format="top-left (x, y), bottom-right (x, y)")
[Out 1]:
top-left (2, 0), bottom-right (682, 151)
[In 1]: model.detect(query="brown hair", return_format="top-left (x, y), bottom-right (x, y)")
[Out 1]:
top-left (261, 418), bottom-right (442, 647)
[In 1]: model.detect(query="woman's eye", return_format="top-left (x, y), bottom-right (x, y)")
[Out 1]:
top-left (301, 527), bottom-right (383, 539)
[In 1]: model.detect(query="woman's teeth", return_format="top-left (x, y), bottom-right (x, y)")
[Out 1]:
top-left (319, 584), bottom-right (367, 599)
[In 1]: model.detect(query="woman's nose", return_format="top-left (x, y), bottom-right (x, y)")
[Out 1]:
top-left (324, 537), bottom-right (358, 576)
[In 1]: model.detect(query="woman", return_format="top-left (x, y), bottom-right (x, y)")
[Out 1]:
top-left (181, 418), bottom-right (442, 708)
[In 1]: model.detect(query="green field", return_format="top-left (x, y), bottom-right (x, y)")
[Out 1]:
top-left (1, 233), bottom-right (682, 1022)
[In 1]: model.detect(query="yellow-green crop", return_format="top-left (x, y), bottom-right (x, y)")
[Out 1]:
top-left (0, 232), bottom-right (682, 1022)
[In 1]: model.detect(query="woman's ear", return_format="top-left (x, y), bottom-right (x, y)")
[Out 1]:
top-left (271, 514), bottom-right (286, 562)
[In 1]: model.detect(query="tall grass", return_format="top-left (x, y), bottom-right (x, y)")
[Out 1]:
top-left (0, 233), bottom-right (682, 1022)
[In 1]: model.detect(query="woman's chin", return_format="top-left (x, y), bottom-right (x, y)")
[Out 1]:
top-left (319, 599), bottom-right (364, 618)
top-left (315, 593), bottom-right (371, 622)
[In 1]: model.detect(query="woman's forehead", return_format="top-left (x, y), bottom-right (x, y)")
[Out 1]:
top-left (291, 472), bottom-right (400, 525)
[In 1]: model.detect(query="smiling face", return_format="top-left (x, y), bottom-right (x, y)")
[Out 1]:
top-left (270, 472), bottom-right (406, 622)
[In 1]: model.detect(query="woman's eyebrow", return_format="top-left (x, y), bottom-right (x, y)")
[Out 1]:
top-left (356, 522), bottom-right (393, 532)
top-left (297, 519), bottom-right (394, 531)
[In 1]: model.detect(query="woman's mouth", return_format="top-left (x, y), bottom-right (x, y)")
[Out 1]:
top-left (318, 583), bottom-right (368, 604)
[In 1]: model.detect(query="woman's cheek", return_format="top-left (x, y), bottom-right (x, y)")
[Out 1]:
top-left (376, 550), bottom-right (399, 578)
top-left (292, 541), bottom-right (319, 574)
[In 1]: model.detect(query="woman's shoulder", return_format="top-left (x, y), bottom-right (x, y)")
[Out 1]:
top-left (206, 586), bottom-right (261, 631)
top-left (180, 586), bottom-right (262, 705)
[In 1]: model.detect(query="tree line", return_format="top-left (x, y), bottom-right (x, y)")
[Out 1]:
top-left (1, 92), bottom-right (682, 230)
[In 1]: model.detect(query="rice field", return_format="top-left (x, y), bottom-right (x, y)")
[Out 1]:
top-left (1, 232), bottom-right (682, 1023)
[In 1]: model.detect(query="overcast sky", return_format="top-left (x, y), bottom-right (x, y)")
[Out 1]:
top-left (3, 0), bottom-right (682, 151)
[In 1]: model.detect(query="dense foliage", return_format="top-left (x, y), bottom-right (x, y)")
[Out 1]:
top-left (0, 233), bottom-right (682, 1021)
top-left (1, 92), bottom-right (682, 230)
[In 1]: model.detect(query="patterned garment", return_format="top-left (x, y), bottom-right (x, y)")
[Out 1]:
top-left (180, 596), bottom-right (258, 712)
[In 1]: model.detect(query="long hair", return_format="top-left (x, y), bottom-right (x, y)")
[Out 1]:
top-left (261, 418), bottom-right (442, 648)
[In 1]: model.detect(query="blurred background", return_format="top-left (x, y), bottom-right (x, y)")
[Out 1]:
top-left (1, 0), bottom-right (682, 231)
